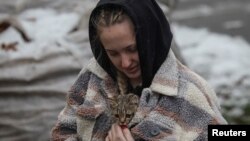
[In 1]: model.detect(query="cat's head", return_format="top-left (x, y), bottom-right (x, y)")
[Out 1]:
top-left (108, 93), bottom-right (139, 125)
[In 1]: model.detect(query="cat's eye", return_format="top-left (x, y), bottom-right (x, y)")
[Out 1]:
top-left (115, 114), bottom-right (119, 118)
top-left (126, 114), bottom-right (131, 118)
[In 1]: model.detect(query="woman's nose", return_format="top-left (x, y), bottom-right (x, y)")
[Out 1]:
top-left (121, 54), bottom-right (131, 68)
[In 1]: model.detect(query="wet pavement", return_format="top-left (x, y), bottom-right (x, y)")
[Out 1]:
top-left (171, 0), bottom-right (250, 43)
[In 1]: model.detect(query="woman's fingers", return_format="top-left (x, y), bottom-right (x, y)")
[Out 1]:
top-left (105, 136), bottom-right (109, 141)
top-left (105, 130), bottom-right (112, 141)
top-left (111, 123), bottom-right (127, 140)
top-left (122, 128), bottom-right (135, 141)
top-left (106, 123), bottom-right (134, 141)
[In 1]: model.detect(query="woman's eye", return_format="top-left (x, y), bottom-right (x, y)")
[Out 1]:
top-left (127, 47), bottom-right (137, 53)
top-left (107, 51), bottom-right (118, 57)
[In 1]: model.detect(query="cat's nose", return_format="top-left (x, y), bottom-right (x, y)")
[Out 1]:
top-left (120, 119), bottom-right (126, 125)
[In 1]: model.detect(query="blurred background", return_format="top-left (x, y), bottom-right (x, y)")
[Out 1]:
top-left (0, 0), bottom-right (249, 141)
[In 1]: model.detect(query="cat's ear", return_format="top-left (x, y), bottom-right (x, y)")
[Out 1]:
top-left (107, 97), bottom-right (118, 109)
top-left (127, 93), bottom-right (139, 105)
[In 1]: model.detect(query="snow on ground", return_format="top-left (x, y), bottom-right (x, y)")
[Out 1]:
top-left (0, 8), bottom-right (80, 59)
top-left (19, 8), bottom-right (79, 42)
top-left (172, 24), bottom-right (250, 119)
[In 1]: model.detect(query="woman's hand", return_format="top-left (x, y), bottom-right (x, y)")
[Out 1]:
top-left (105, 123), bottom-right (134, 141)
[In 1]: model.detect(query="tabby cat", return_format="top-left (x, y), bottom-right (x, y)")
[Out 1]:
top-left (109, 94), bottom-right (139, 126)
top-left (108, 72), bottom-right (139, 126)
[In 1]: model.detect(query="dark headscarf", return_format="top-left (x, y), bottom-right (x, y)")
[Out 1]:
top-left (89, 0), bottom-right (173, 88)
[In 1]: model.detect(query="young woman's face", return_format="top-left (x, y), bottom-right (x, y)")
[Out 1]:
top-left (99, 18), bottom-right (141, 83)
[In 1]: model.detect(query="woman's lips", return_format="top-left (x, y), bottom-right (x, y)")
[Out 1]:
top-left (127, 66), bottom-right (138, 73)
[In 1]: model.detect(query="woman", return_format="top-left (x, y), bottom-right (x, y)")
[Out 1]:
top-left (51, 0), bottom-right (227, 141)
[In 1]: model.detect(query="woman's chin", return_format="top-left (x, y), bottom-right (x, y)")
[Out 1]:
top-left (125, 72), bottom-right (141, 81)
